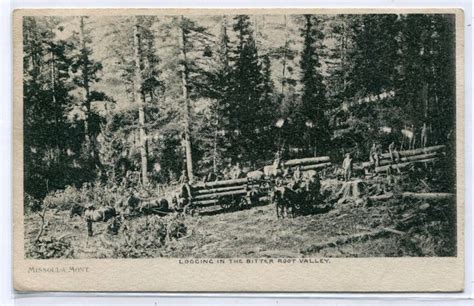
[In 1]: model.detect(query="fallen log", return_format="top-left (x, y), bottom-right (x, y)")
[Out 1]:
top-left (368, 192), bottom-right (394, 201)
top-left (283, 156), bottom-right (330, 167)
top-left (402, 192), bottom-right (454, 200)
top-left (369, 192), bottom-right (454, 201)
top-left (374, 157), bottom-right (439, 173)
top-left (362, 152), bottom-right (440, 168)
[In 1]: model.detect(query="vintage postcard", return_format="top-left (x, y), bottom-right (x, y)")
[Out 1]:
top-left (13, 8), bottom-right (464, 292)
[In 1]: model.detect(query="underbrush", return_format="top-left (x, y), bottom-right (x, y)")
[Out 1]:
top-left (26, 236), bottom-right (74, 259)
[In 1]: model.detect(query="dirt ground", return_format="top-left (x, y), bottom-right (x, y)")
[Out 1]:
top-left (24, 178), bottom-right (456, 259)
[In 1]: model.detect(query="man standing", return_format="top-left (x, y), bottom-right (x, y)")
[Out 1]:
top-left (342, 153), bottom-right (353, 181)
top-left (409, 124), bottom-right (416, 150)
top-left (178, 169), bottom-right (187, 184)
top-left (293, 166), bottom-right (303, 183)
top-left (374, 144), bottom-right (382, 167)
top-left (421, 122), bottom-right (428, 148)
top-left (388, 142), bottom-right (395, 162)
top-left (273, 151), bottom-right (282, 170)
top-left (369, 143), bottom-right (376, 165)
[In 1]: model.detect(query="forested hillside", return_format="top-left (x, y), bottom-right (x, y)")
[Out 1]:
top-left (23, 14), bottom-right (456, 200)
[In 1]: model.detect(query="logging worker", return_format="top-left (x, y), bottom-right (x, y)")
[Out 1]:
top-left (84, 202), bottom-right (95, 237)
top-left (342, 153), bottom-right (353, 181)
top-left (390, 143), bottom-right (401, 164)
top-left (389, 142), bottom-right (395, 162)
top-left (293, 166), bottom-right (303, 183)
top-left (231, 162), bottom-right (243, 179)
top-left (421, 122), bottom-right (428, 148)
top-left (273, 151), bottom-right (282, 170)
top-left (222, 164), bottom-right (232, 180)
top-left (369, 143), bottom-right (377, 164)
top-left (409, 124), bottom-right (416, 150)
top-left (178, 169), bottom-right (187, 184)
top-left (374, 144), bottom-right (382, 167)
top-left (308, 171), bottom-right (321, 202)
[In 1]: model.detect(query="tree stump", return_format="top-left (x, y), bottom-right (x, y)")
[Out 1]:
top-left (337, 179), bottom-right (367, 206)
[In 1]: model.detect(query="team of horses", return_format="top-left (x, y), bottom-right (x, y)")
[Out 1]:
top-left (69, 168), bottom-right (327, 237)
top-left (69, 185), bottom-right (193, 237)
top-left (269, 170), bottom-right (326, 218)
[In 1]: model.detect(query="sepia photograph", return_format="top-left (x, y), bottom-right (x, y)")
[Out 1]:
top-left (12, 8), bottom-right (465, 292)
top-left (20, 11), bottom-right (459, 259)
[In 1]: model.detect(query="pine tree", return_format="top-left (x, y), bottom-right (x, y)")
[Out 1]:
top-left (229, 15), bottom-right (272, 164)
top-left (299, 15), bottom-right (329, 156)
top-left (23, 17), bottom-right (82, 197)
top-left (397, 14), bottom-right (455, 143)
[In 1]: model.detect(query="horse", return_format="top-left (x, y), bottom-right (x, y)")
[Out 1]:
top-left (271, 184), bottom-right (298, 219)
top-left (171, 183), bottom-right (195, 216)
top-left (84, 206), bottom-right (117, 237)
top-left (247, 170), bottom-right (264, 181)
top-left (69, 203), bottom-right (85, 218)
top-left (263, 165), bottom-right (278, 178)
top-left (138, 197), bottom-right (170, 216)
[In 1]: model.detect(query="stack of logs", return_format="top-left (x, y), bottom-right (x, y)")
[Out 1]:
top-left (192, 156), bottom-right (332, 207)
top-left (362, 145), bottom-right (446, 173)
top-left (192, 178), bottom-right (255, 207)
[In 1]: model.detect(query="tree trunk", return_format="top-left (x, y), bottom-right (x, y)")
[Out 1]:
top-left (80, 17), bottom-right (91, 146)
top-left (179, 16), bottom-right (194, 183)
top-left (133, 17), bottom-right (148, 186)
top-left (50, 43), bottom-right (61, 162)
top-left (281, 15), bottom-right (288, 96)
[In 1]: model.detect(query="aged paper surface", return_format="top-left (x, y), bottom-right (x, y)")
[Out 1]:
top-left (13, 8), bottom-right (464, 292)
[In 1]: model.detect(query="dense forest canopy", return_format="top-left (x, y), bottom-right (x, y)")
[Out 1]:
top-left (23, 14), bottom-right (456, 199)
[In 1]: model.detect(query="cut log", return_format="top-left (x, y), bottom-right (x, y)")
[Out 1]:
top-left (274, 162), bottom-right (332, 176)
top-left (283, 156), bottom-right (330, 167)
top-left (193, 189), bottom-right (247, 201)
top-left (374, 157), bottom-right (438, 173)
top-left (193, 178), bottom-right (248, 189)
top-left (380, 145), bottom-right (445, 159)
top-left (299, 162), bottom-right (332, 171)
top-left (362, 152), bottom-right (440, 168)
top-left (193, 199), bottom-right (219, 207)
top-left (193, 183), bottom-right (259, 195)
